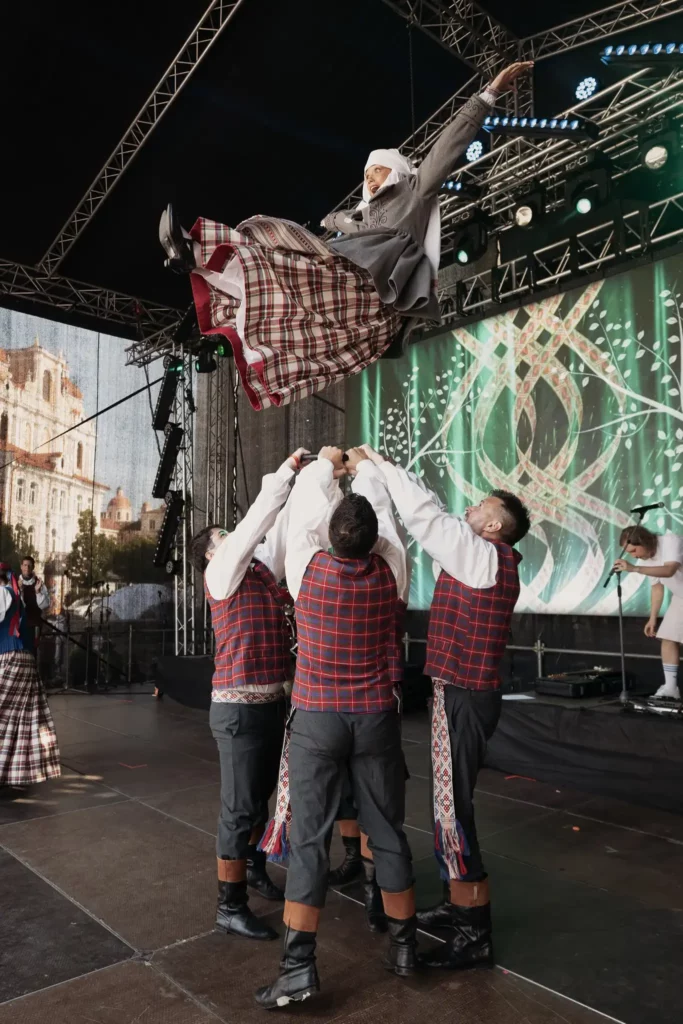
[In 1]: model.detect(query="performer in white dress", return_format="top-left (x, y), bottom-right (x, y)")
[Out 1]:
top-left (614, 525), bottom-right (683, 700)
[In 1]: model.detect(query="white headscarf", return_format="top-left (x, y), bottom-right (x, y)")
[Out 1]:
top-left (359, 148), bottom-right (442, 287)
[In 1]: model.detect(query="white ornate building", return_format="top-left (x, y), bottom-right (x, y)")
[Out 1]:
top-left (100, 489), bottom-right (165, 542)
top-left (0, 339), bottom-right (109, 568)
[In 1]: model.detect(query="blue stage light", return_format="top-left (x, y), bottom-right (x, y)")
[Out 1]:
top-left (465, 140), bottom-right (484, 162)
top-left (576, 76), bottom-right (598, 101)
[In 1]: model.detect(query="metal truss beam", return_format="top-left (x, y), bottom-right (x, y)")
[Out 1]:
top-left (0, 259), bottom-right (179, 335)
top-left (380, 0), bottom-right (520, 75)
top-left (523, 0), bottom-right (683, 61)
top-left (39, 0), bottom-right (248, 276)
top-left (173, 350), bottom-right (196, 657)
top-left (436, 191), bottom-right (683, 324)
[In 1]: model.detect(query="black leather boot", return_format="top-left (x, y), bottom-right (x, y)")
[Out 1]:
top-left (254, 927), bottom-right (320, 1008)
top-left (362, 858), bottom-right (387, 933)
top-left (216, 880), bottom-right (278, 941)
top-left (329, 835), bottom-right (362, 886)
top-left (418, 903), bottom-right (493, 970)
top-left (416, 883), bottom-right (458, 930)
top-left (384, 914), bottom-right (418, 977)
top-left (247, 844), bottom-right (285, 901)
top-left (159, 203), bottom-right (195, 273)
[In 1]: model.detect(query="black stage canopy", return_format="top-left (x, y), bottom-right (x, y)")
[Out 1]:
top-left (4, 1), bottom-right (683, 339)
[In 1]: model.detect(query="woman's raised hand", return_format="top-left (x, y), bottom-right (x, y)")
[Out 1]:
top-left (490, 61), bottom-right (534, 95)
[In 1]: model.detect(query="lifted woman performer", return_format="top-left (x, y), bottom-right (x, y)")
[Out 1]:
top-left (159, 63), bottom-right (532, 410)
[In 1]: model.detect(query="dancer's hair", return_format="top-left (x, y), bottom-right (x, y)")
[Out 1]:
top-left (619, 524), bottom-right (658, 557)
top-left (329, 494), bottom-right (378, 558)
top-left (189, 524), bottom-right (222, 573)
top-left (490, 489), bottom-right (531, 545)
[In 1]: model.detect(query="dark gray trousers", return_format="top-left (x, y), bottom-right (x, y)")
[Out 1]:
top-left (285, 708), bottom-right (413, 907)
top-left (210, 700), bottom-right (286, 861)
top-left (441, 686), bottom-right (502, 882)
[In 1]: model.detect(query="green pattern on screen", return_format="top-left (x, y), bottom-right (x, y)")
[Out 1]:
top-left (347, 255), bottom-right (683, 615)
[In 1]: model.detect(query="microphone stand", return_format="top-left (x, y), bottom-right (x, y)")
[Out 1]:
top-left (603, 508), bottom-right (646, 704)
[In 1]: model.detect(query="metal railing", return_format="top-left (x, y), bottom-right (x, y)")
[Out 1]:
top-left (401, 633), bottom-right (660, 679)
top-left (40, 623), bottom-right (176, 691)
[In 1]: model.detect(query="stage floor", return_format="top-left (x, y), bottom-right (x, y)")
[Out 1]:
top-left (1, 692), bottom-right (681, 1024)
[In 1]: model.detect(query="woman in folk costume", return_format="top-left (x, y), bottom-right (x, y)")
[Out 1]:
top-left (159, 62), bottom-right (532, 411)
top-left (0, 564), bottom-right (60, 789)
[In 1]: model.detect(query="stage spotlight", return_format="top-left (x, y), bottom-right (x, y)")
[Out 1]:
top-left (452, 211), bottom-right (491, 265)
top-left (154, 490), bottom-right (184, 568)
top-left (638, 117), bottom-right (680, 172)
top-left (601, 42), bottom-right (683, 69)
top-left (466, 140), bottom-right (484, 162)
top-left (195, 346), bottom-right (217, 374)
top-left (483, 115), bottom-right (599, 142)
top-left (512, 181), bottom-right (546, 228)
top-left (576, 76), bottom-right (599, 100)
top-left (565, 152), bottom-right (613, 216)
top-left (152, 423), bottom-right (183, 499)
top-left (152, 355), bottom-right (183, 432)
top-left (644, 144), bottom-right (668, 170)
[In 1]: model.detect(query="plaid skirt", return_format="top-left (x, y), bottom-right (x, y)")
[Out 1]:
top-left (0, 650), bottom-right (61, 787)
top-left (189, 216), bottom-right (403, 410)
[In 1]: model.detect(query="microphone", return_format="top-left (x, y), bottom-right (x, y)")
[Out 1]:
top-left (630, 501), bottom-right (664, 515)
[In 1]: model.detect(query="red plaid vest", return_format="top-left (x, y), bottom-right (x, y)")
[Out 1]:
top-left (425, 541), bottom-right (521, 690)
top-left (292, 551), bottom-right (398, 713)
top-left (206, 559), bottom-right (291, 692)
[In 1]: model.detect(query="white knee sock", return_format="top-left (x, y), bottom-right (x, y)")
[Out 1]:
top-left (657, 664), bottom-right (680, 696)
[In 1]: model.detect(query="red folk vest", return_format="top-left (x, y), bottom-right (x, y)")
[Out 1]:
top-left (206, 559), bottom-right (291, 692)
top-left (292, 551), bottom-right (398, 713)
top-left (425, 541), bottom-right (521, 690)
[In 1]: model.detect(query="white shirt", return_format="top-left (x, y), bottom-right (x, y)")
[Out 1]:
top-left (639, 532), bottom-right (683, 598)
top-left (20, 576), bottom-right (50, 612)
top-left (284, 459), bottom-right (405, 601)
top-left (0, 588), bottom-right (12, 622)
top-left (205, 462), bottom-right (294, 601)
top-left (377, 462), bottom-right (498, 590)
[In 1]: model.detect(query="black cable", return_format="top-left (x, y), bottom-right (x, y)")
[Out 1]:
top-left (312, 392), bottom-right (345, 415)
top-left (0, 376), bottom-right (163, 476)
top-left (408, 20), bottom-right (416, 138)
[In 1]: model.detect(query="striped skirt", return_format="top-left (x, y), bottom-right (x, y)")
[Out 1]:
top-left (189, 216), bottom-right (403, 410)
top-left (0, 650), bottom-right (61, 787)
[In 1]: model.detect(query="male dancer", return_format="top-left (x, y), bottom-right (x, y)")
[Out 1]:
top-left (362, 445), bottom-right (530, 970)
top-left (328, 459), bottom-right (411, 934)
top-left (189, 448), bottom-right (307, 942)
top-left (255, 446), bottom-right (414, 1009)
top-left (615, 524), bottom-right (683, 700)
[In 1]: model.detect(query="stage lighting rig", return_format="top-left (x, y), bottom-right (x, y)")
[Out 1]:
top-left (452, 211), bottom-right (492, 266)
top-left (601, 42), bottom-right (683, 70)
top-left (439, 179), bottom-right (484, 201)
top-left (466, 140), bottom-right (484, 162)
top-left (512, 181), bottom-right (546, 228)
top-left (575, 77), bottom-right (599, 101)
top-left (195, 345), bottom-right (217, 374)
top-left (483, 115), bottom-right (599, 142)
top-left (152, 355), bottom-right (183, 432)
top-left (152, 423), bottom-right (184, 499)
top-left (565, 152), bottom-right (613, 216)
top-left (154, 490), bottom-right (184, 570)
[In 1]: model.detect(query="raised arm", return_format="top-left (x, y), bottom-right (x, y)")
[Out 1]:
top-left (205, 455), bottom-right (301, 601)
top-left (361, 446), bottom-right (497, 589)
top-left (416, 62), bottom-right (534, 199)
top-left (285, 449), bottom-right (344, 601)
top-left (347, 450), bottom-right (409, 602)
